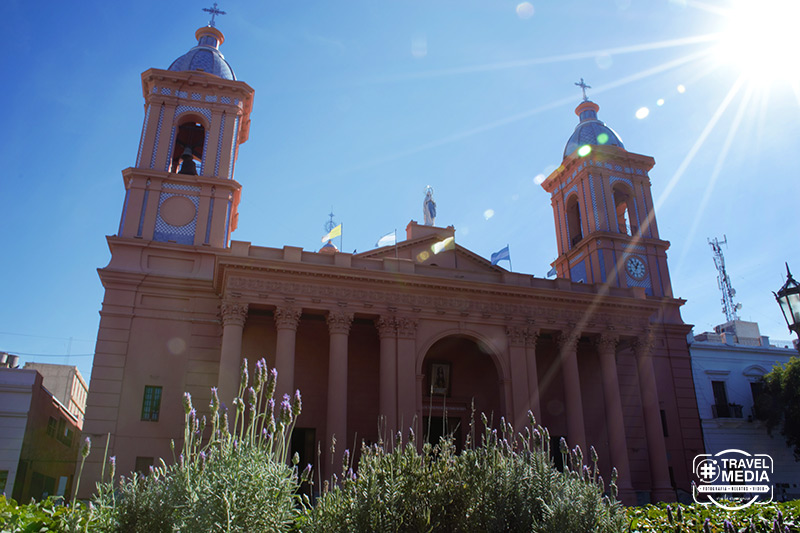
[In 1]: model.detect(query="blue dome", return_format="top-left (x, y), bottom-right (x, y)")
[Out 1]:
top-left (168, 27), bottom-right (236, 81)
top-left (563, 100), bottom-right (624, 158)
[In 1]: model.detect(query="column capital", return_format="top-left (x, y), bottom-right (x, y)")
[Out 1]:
top-left (396, 317), bottom-right (418, 338)
top-left (220, 301), bottom-right (248, 327)
top-left (274, 306), bottom-right (302, 330)
top-left (557, 329), bottom-right (581, 352)
top-left (633, 332), bottom-right (655, 358)
top-left (506, 325), bottom-right (527, 347)
top-left (524, 327), bottom-right (540, 348)
top-left (594, 333), bottom-right (619, 355)
top-left (327, 311), bottom-right (353, 335)
top-left (375, 316), bottom-right (397, 339)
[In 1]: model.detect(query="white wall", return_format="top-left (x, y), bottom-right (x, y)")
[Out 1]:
top-left (0, 370), bottom-right (35, 497)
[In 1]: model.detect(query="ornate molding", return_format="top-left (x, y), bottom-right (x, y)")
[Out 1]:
top-left (327, 311), bottom-right (353, 335)
top-left (524, 327), bottom-right (540, 348)
top-left (225, 276), bottom-right (652, 329)
top-left (375, 316), bottom-right (397, 339)
top-left (220, 301), bottom-right (248, 327)
top-left (396, 317), bottom-right (418, 338)
top-left (633, 333), bottom-right (655, 358)
top-left (594, 333), bottom-right (619, 355)
top-left (557, 330), bottom-right (581, 352)
top-left (506, 326), bottom-right (527, 347)
top-left (274, 306), bottom-right (302, 330)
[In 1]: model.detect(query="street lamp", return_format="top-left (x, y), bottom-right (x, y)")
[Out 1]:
top-left (774, 263), bottom-right (800, 349)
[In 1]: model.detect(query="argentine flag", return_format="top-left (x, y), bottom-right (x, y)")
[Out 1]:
top-left (491, 245), bottom-right (510, 266)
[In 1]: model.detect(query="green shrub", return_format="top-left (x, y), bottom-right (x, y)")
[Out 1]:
top-left (625, 500), bottom-right (800, 532)
top-left (92, 358), bottom-right (308, 532)
top-left (300, 413), bottom-right (626, 533)
top-left (0, 495), bottom-right (92, 532)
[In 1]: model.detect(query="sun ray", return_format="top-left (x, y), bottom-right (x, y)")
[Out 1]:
top-left (364, 34), bottom-right (720, 85)
top-left (652, 75), bottom-right (745, 212)
top-left (675, 80), bottom-right (753, 273)
top-left (329, 50), bottom-right (713, 179)
top-left (686, 0), bottom-right (731, 16)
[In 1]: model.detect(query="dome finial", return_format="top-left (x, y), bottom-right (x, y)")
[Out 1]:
top-left (574, 78), bottom-right (591, 102)
top-left (202, 2), bottom-right (226, 28)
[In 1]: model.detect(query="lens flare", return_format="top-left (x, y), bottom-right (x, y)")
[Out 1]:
top-left (635, 107), bottom-right (650, 119)
top-left (677, 84), bottom-right (686, 94)
top-left (596, 132), bottom-right (609, 144)
top-left (657, 98), bottom-right (665, 106)
top-left (483, 209), bottom-right (495, 220)
top-left (516, 2), bottom-right (535, 19)
top-left (577, 145), bottom-right (592, 157)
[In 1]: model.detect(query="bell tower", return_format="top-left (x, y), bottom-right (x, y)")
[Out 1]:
top-left (117, 24), bottom-right (254, 248)
top-left (541, 87), bottom-right (673, 298)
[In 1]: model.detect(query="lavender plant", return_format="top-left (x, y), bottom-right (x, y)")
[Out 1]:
top-left (93, 358), bottom-right (308, 532)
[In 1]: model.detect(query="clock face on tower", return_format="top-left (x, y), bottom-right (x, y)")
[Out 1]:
top-left (626, 256), bottom-right (647, 280)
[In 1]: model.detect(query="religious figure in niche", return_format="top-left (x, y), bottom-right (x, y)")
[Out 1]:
top-left (423, 186), bottom-right (437, 226)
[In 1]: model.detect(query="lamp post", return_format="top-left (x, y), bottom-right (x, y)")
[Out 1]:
top-left (774, 263), bottom-right (800, 352)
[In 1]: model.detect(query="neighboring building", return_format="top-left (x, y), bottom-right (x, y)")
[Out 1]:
top-left (0, 368), bottom-right (81, 501)
top-left (23, 363), bottom-right (88, 422)
top-left (79, 22), bottom-right (704, 504)
top-left (689, 319), bottom-right (800, 501)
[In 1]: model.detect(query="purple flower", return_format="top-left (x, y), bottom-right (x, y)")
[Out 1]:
top-left (247, 387), bottom-right (257, 407)
top-left (183, 392), bottom-right (193, 415)
top-left (280, 394), bottom-right (292, 425)
top-left (81, 437), bottom-right (91, 458)
top-left (266, 368), bottom-right (277, 398)
top-left (240, 359), bottom-right (249, 391)
top-left (292, 390), bottom-right (302, 417)
top-left (210, 388), bottom-right (220, 413)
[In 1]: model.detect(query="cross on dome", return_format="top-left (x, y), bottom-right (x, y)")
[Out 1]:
top-left (203, 2), bottom-right (226, 27)
top-left (575, 78), bottom-right (591, 101)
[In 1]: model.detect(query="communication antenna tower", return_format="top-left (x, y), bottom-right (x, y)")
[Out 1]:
top-left (708, 235), bottom-right (742, 322)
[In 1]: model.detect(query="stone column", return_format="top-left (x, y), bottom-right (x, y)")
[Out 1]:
top-left (218, 301), bottom-right (248, 406)
top-left (376, 316), bottom-right (398, 434)
top-left (594, 333), bottom-right (634, 503)
top-left (558, 330), bottom-right (587, 454)
top-left (635, 333), bottom-right (674, 502)
top-left (396, 317), bottom-right (418, 437)
top-left (274, 306), bottom-right (302, 401)
top-left (326, 311), bottom-right (353, 463)
top-left (506, 326), bottom-right (530, 432)
top-left (525, 327), bottom-right (542, 424)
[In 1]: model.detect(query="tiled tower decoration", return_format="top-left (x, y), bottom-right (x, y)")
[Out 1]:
top-left (542, 81), bottom-right (673, 298)
top-left (118, 24), bottom-right (254, 248)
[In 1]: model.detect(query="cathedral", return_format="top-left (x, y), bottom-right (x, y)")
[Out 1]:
top-left (80, 21), bottom-right (704, 504)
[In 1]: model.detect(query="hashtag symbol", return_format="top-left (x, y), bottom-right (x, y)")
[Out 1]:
top-left (699, 461), bottom-right (716, 480)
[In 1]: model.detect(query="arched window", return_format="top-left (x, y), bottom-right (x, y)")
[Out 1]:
top-left (170, 119), bottom-right (206, 175)
top-left (566, 195), bottom-right (583, 247)
top-left (613, 186), bottom-right (636, 235)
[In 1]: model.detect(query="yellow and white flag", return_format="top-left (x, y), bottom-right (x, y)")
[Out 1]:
top-left (321, 224), bottom-right (342, 243)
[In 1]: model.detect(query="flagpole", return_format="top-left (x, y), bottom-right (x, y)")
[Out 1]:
top-left (394, 229), bottom-right (398, 259)
top-left (508, 244), bottom-right (512, 272)
top-left (340, 223), bottom-right (343, 252)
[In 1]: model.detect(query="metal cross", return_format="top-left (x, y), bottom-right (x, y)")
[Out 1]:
top-left (575, 78), bottom-right (591, 101)
top-left (203, 3), bottom-right (226, 27)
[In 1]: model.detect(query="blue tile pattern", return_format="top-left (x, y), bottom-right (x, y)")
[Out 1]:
top-left (570, 259), bottom-right (587, 283)
top-left (150, 106), bottom-right (164, 169)
top-left (224, 197), bottom-right (232, 246)
top-left (137, 188), bottom-right (149, 238)
top-left (588, 176), bottom-right (599, 230)
top-left (598, 249), bottom-right (607, 283)
top-left (641, 188), bottom-right (652, 237)
top-left (165, 126), bottom-right (176, 172)
top-left (205, 95), bottom-right (217, 103)
top-left (192, 93), bottom-right (201, 101)
top-left (598, 174), bottom-right (609, 230)
top-left (201, 130), bottom-right (209, 176)
top-left (119, 188), bottom-right (130, 235)
top-left (153, 183), bottom-right (201, 245)
top-left (564, 103), bottom-right (624, 158)
top-left (228, 116), bottom-right (239, 179)
top-left (136, 104), bottom-right (151, 168)
top-left (177, 91), bottom-right (188, 99)
top-left (221, 96), bottom-right (231, 104)
top-left (175, 105), bottom-right (212, 122)
top-left (215, 114), bottom-right (225, 176)
top-left (160, 87), bottom-right (171, 96)
top-left (168, 45), bottom-right (236, 80)
top-left (205, 195), bottom-right (215, 245)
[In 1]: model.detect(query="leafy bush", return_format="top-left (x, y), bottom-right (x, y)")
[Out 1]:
top-left (92, 358), bottom-right (308, 532)
top-left (0, 495), bottom-right (92, 532)
top-left (625, 500), bottom-right (799, 532)
top-left (299, 413), bottom-right (626, 533)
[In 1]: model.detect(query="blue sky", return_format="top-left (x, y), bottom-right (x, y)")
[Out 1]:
top-left (2, 0), bottom-right (798, 381)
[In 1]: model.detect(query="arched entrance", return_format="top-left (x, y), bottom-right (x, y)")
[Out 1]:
top-left (420, 335), bottom-right (503, 450)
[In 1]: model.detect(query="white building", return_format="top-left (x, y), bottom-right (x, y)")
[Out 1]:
top-left (689, 319), bottom-right (799, 501)
top-left (23, 363), bottom-right (88, 422)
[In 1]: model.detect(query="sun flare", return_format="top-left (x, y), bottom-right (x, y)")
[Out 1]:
top-left (715, 0), bottom-right (800, 84)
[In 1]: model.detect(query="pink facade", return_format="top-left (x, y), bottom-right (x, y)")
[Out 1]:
top-left (80, 25), bottom-right (704, 504)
